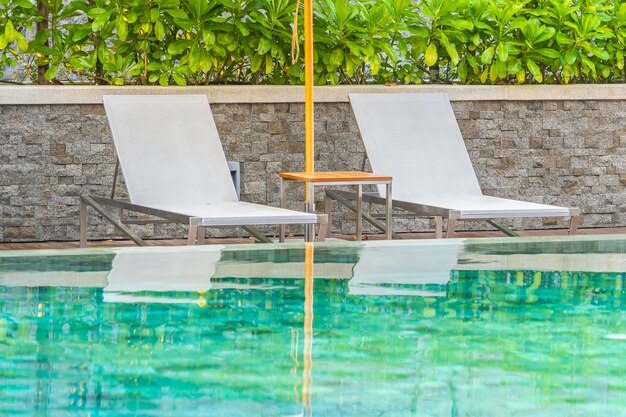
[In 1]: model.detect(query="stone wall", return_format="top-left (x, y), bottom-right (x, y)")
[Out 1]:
top-left (1, 92), bottom-right (625, 242)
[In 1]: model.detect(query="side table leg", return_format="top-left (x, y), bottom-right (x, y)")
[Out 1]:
top-left (385, 182), bottom-right (392, 240)
top-left (324, 192), bottom-right (332, 238)
top-left (279, 177), bottom-right (285, 243)
top-left (356, 184), bottom-right (362, 241)
top-left (305, 182), bottom-right (315, 242)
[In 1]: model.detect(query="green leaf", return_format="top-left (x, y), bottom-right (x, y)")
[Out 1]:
top-left (445, 42), bottom-right (460, 66)
top-left (116, 17), bottom-right (128, 41)
top-left (87, 7), bottom-right (106, 18)
top-left (16, 34), bottom-right (28, 53)
top-left (258, 37), bottom-right (271, 55)
top-left (556, 33), bottom-right (573, 46)
top-left (44, 64), bottom-right (59, 81)
top-left (154, 21), bottom-right (165, 40)
top-left (489, 64), bottom-right (497, 82)
top-left (480, 67), bottom-right (488, 83)
top-left (345, 41), bottom-right (361, 56)
top-left (449, 20), bottom-right (473, 31)
top-left (217, 32), bottom-right (235, 45)
top-left (507, 59), bottom-right (522, 74)
top-left (0, 35), bottom-right (7, 50)
top-left (72, 28), bottom-right (92, 43)
top-left (171, 73), bottom-right (186, 86)
top-left (480, 46), bottom-right (494, 65)
top-left (31, 44), bottom-right (62, 57)
top-left (496, 43), bottom-right (508, 62)
top-left (265, 54), bottom-right (272, 74)
top-left (203, 30), bottom-right (215, 48)
top-left (590, 45), bottom-right (610, 60)
top-left (526, 58), bottom-right (542, 82)
top-left (535, 48), bottom-right (560, 59)
top-left (370, 54), bottom-right (381, 75)
top-left (234, 21), bottom-right (250, 37)
top-left (329, 49), bottom-right (344, 67)
top-left (165, 9), bottom-right (188, 20)
top-left (168, 39), bottom-right (191, 55)
top-left (102, 62), bottom-right (117, 72)
top-left (14, 0), bottom-right (34, 8)
top-left (564, 49), bottom-right (577, 65)
top-left (5, 20), bottom-right (18, 42)
top-left (91, 10), bottom-right (112, 32)
top-left (579, 54), bottom-right (596, 74)
top-left (345, 57), bottom-right (355, 77)
top-left (425, 42), bottom-right (437, 67)
top-left (126, 11), bottom-right (138, 23)
top-left (457, 61), bottom-right (467, 81)
top-left (150, 8), bottom-right (160, 22)
top-left (250, 54), bottom-right (263, 72)
top-left (466, 53), bottom-right (478, 70)
top-left (494, 60), bottom-right (507, 78)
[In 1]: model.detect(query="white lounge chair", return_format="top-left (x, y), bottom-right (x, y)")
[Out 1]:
top-left (79, 95), bottom-right (327, 246)
top-left (332, 93), bottom-right (580, 238)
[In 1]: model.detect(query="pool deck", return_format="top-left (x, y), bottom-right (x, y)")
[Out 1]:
top-left (0, 227), bottom-right (624, 250)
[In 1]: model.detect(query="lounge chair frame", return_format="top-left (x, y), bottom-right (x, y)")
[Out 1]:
top-left (325, 188), bottom-right (579, 239)
top-left (80, 185), bottom-right (328, 248)
top-left (79, 95), bottom-right (328, 247)
top-left (326, 93), bottom-right (581, 239)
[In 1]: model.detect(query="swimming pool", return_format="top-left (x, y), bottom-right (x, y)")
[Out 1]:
top-left (1, 235), bottom-right (625, 416)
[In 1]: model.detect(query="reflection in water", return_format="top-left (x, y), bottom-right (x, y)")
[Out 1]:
top-left (1, 238), bottom-right (626, 417)
top-left (303, 243), bottom-right (314, 417)
top-left (1, 268), bottom-right (626, 416)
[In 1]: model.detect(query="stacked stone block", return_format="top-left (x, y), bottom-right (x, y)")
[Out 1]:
top-left (0, 100), bottom-right (624, 242)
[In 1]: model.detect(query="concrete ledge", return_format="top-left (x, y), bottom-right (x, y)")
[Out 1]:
top-left (2, 84), bottom-right (626, 105)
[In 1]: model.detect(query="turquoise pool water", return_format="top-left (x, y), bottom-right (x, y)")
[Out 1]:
top-left (1, 236), bottom-right (626, 416)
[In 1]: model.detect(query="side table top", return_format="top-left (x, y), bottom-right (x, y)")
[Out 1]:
top-left (279, 171), bottom-right (392, 182)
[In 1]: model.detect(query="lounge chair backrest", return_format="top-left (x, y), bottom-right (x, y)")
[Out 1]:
top-left (349, 93), bottom-right (483, 202)
top-left (103, 95), bottom-right (238, 207)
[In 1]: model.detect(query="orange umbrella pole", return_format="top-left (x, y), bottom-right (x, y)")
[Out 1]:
top-left (303, 0), bottom-right (314, 202)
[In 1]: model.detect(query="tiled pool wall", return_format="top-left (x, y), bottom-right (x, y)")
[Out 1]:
top-left (1, 86), bottom-right (625, 242)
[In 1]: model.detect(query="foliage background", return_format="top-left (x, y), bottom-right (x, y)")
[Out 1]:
top-left (0, 0), bottom-right (624, 85)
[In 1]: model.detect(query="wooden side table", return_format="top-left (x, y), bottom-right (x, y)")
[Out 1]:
top-left (279, 171), bottom-right (393, 241)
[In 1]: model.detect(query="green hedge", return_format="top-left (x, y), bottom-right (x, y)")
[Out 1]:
top-left (0, 0), bottom-right (624, 85)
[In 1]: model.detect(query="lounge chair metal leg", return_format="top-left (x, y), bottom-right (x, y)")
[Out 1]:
top-left (187, 218), bottom-right (202, 245)
top-left (356, 184), bottom-right (362, 240)
top-left (435, 216), bottom-right (443, 239)
top-left (324, 190), bottom-right (401, 239)
top-left (197, 226), bottom-right (205, 245)
top-left (80, 197), bottom-right (88, 248)
top-left (242, 226), bottom-right (272, 243)
top-left (81, 195), bottom-right (146, 246)
top-left (188, 225), bottom-right (198, 245)
top-left (446, 212), bottom-right (460, 238)
top-left (385, 183), bottom-right (392, 240)
top-left (569, 208), bottom-right (580, 235)
top-left (324, 193), bottom-right (332, 238)
top-left (316, 214), bottom-right (328, 242)
top-left (279, 177), bottom-right (286, 242)
top-left (487, 220), bottom-right (520, 237)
